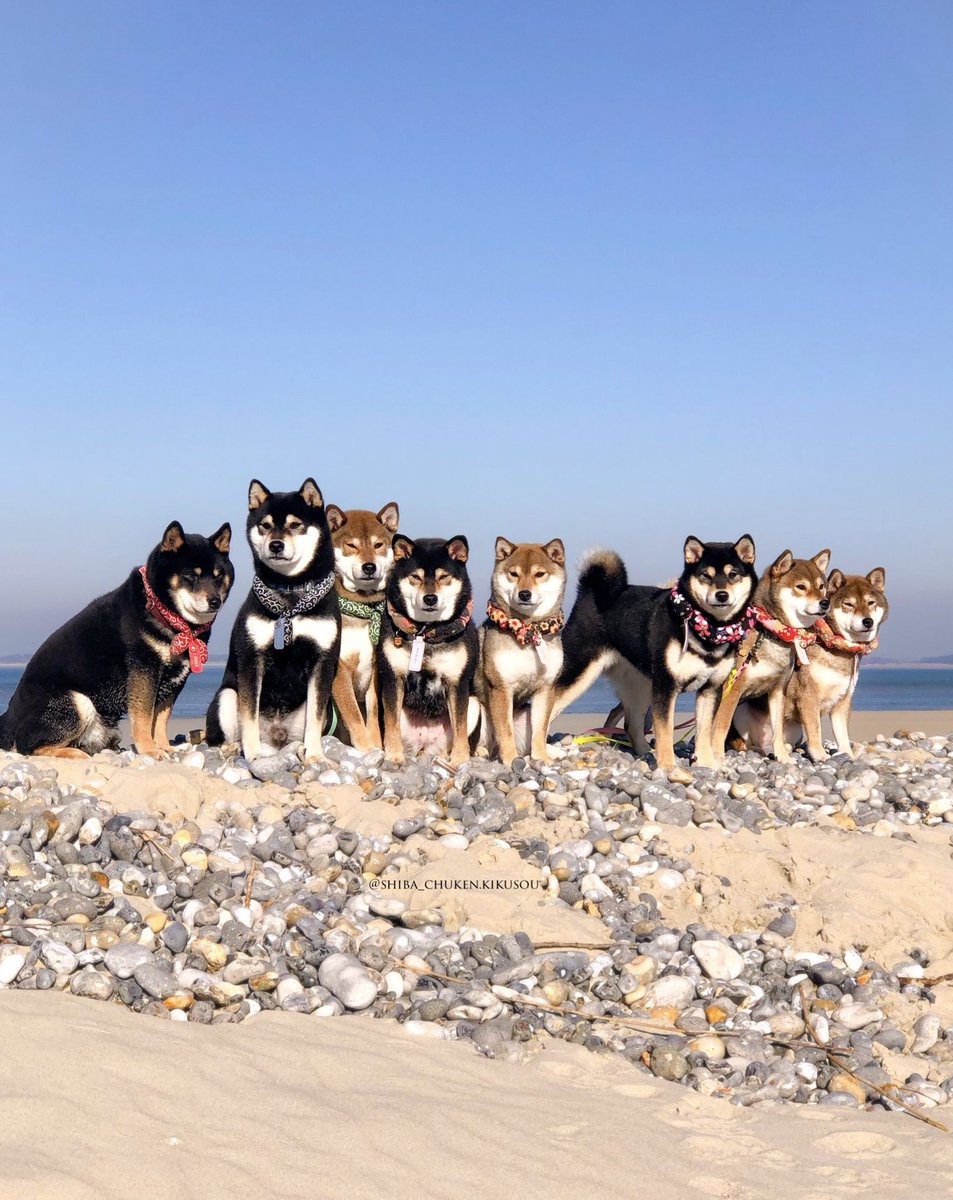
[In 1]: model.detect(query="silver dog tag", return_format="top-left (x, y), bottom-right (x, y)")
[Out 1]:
top-left (274, 620), bottom-right (286, 651)
top-left (408, 636), bottom-right (425, 672)
top-left (794, 640), bottom-right (809, 666)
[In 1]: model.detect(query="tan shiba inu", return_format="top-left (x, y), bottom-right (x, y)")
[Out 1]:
top-left (476, 537), bottom-right (566, 764)
top-left (784, 568), bottom-right (888, 760)
top-left (325, 503), bottom-right (400, 750)
top-left (712, 549), bottom-right (831, 764)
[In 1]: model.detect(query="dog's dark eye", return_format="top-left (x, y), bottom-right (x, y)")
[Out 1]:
top-left (373, 542), bottom-right (385, 551)
top-left (534, 571), bottom-right (546, 580)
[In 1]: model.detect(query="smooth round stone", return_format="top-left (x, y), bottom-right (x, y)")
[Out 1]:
top-left (650, 1046), bottom-right (690, 1081)
top-left (438, 834), bottom-right (469, 850)
top-left (693, 940), bottom-right (745, 981)
top-left (133, 962), bottom-right (179, 1000)
top-left (70, 968), bottom-right (115, 1001)
top-left (403, 1021), bottom-right (450, 1039)
top-left (828, 1073), bottom-right (867, 1104)
top-left (104, 944), bottom-right (154, 980)
top-left (368, 895), bottom-right (406, 919)
top-left (643, 976), bottom-right (695, 1010)
top-left (317, 953), bottom-right (378, 1011)
top-left (687, 1034), bottom-right (726, 1061)
top-left (834, 1003), bottom-right (883, 1031)
top-left (162, 923), bottom-right (189, 954)
top-left (0, 954), bottom-right (26, 984)
top-left (911, 1014), bottom-right (941, 1053)
top-left (40, 941), bottom-right (79, 975)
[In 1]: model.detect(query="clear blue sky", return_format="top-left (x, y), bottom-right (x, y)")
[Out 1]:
top-left (1, 2), bottom-right (950, 659)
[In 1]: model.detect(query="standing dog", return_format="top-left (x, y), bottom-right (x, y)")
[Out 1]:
top-left (206, 479), bottom-right (340, 760)
top-left (555, 536), bottom-right (758, 770)
top-left (378, 535), bottom-right (479, 766)
top-left (0, 522), bottom-right (233, 758)
top-left (712, 549), bottom-right (831, 763)
top-left (784, 568), bottom-right (888, 760)
top-left (477, 536), bottom-right (566, 764)
top-left (325, 502), bottom-right (400, 750)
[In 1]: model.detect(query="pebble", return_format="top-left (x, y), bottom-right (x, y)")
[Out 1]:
top-left (317, 954), bottom-right (378, 1011)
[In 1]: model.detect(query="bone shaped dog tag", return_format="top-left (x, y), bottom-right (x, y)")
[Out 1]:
top-left (408, 636), bottom-right (425, 672)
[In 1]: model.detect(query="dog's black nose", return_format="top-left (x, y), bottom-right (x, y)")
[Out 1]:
top-left (269, 540), bottom-right (285, 555)
top-left (361, 562), bottom-right (377, 577)
top-left (862, 616), bottom-right (874, 629)
top-left (208, 596), bottom-right (221, 610)
top-left (819, 598), bottom-right (830, 611)
top-left (715, 590), bottom-right (729, 603)
top-left (518, 589), bottom-right (532, 602)
top-left (423, 593), bottom-right (438, 607)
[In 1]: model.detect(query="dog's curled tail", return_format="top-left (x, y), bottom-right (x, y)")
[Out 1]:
top-left (576, 547), bottom-right (627, 612)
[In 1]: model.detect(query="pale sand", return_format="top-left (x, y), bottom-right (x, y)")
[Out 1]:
top-left (11, 714), bottom-right (953, 1196)
top-left (1, 989), bottom-right (951, 1200)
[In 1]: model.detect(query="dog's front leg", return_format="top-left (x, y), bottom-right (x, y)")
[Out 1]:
top-left (529, 686), bottom-right (556, 763)
top-left (693, 687), bottom-right (718, 769)
top-left (303, 666), bottom-right (332, 762)
top-left (333, 667), bottom-right (374, 751)
top-left (446, 681), bottom-right (472, 768)
top-left (237, 661), bottom-right (265, 760)
top-left (767, 684), bottom-right (792, 763)
top-left (153, 702), bottom-right (175, 753)
top-left (363, 661), bottom-right (383, 749)
top-left (381, 673), bottom-right (406, 764)
top-left (128, 669), bottom-right (166, 758)
top-left (830, 695), bottom-right (854, 758)
top-left (795, 681), bottom-right (827, 762)
top-left (650, 688), bottom-right (678, 771)
top-left (487, 681), bottom-right (518, 765)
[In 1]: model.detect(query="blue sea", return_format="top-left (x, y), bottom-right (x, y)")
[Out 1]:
top-left (1, 665), bottom-right (951, 720)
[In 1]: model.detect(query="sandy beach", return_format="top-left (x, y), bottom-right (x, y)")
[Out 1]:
top-left (2, 713), bottom-right (953, 1197)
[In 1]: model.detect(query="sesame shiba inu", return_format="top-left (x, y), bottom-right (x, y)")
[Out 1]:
top-left (325, 502), bottom-right (399, 750)
top-left (378, 535), bottom-right (479, 766)
top-left (0, 522), bottom-right (233, 758)
top-left (712, 549), bottom-right (831, 763)
top-left (476, 537), bottom-right (566, 764)
top-left (206, 479), bottom-right (340, 761)
top-left (555, 536), bottom-right (758, 770)
top-left (783, 568), bottom-right (888, 760)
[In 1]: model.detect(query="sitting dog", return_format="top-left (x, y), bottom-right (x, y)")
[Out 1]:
top-left (784, 567), bottom-right (888, 760)
top-left (206, 479), bottom-right (340, 760)
top-left (325, 502), bottom-right (400, 750)
top-left (0, 522), bottom-right (233, 758)
top-left (378, 535), bottom-right (479, 766)
top-left (476, 536), bottom-right (566, 764)
top-left (555, 536), bottom-right (758, 770)
top-left (712, 549), bottom-right (831, 763)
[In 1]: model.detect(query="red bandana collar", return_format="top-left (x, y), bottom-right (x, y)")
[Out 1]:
top-left (138, 566), bottom-right (211, 673)
top-left (388, 597), bottom-right (474, 646)
top-left (486, 600), bottom-right (564, 647)
top-left (750, 604), bottom-right (817, 648)
top-left (813, 618), bottom-right (878, 656)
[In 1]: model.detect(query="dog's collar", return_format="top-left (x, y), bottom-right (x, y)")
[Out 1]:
top-left (486, 600), bottom-right (564, 647)
top-left (252, 571), bottom-right (335, 649)
top-left (388, 597), bottom-right (474, 646)
top-left (669, 588), bottom-right (754, 647)
top-left (338, 595), bottom-right (385, 646)
top-left (751, 604), bottom-right (818, 649)
top-left (138, 566), bottom-right (211, 673)
top-left (813, 618), bottom-right (878, 656)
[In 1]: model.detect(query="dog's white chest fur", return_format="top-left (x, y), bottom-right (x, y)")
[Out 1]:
top-left (384, 636), bottom-right (468, 685)
top-left (246, 613), bottom-right (338, 651)
top-left (493, 636), bottom-right (563, 690)
top-left (809, 659), bottom-right (856, 710)
top-left (340, 618), bottom-right (374, 697)
top-left (664, 641), bottom-right (732, 691)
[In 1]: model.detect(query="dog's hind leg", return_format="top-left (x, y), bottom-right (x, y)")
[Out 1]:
top-left (650, 689), bottom-right (678, 771)
top-left (20, 691), bottom-right (98, 758)
top-left (607, 661), bottom-right (652, 754)
top-left (529, 687), bottom-right (556, 763)
top-left (486, 682), bottom-right (518, 765)
top-left (767, 685), bottom-right (792, 764)
top-left (693, 687), bottom-right (718, 769)
top-left (830, 695), bottom-right (854, 758)
top-left (446, 681), bottom-right (472, 768)
top-left (33, 745), bottom-right (90, 759)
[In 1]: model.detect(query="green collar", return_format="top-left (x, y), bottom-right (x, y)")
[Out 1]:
top-left (338, 594), bottom-right (385, 645)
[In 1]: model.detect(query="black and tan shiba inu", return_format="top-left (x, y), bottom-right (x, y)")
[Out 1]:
top-left (206, 479), bottom-right (340, 761)
top-left (783, 567), bottom-right (888, 761)
top-left (325, 502), bottom-right (400, 750)
top-left (556, 536), bottom-right (758, 769)
top-left (0, 522), bottom-right (233, 759)
top-left (476, 536), bottom-right (566, 764)
top-left (713, 549), bottom-right (831, 763)
top-left (378, 535), bottom-right (479, 766)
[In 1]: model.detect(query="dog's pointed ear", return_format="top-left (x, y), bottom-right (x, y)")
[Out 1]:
top-left (812, 549), bottom-right (832, 574)
top-left (446, 536), bottom-right (469, 563)
top-left (299, 478), bottom-right (324, 508)
top-left (325, 505), bottom-right (347, 533)
top-left (683, 536), bottom-right (705, 564)
top-left (393, 535), bottom-right (415, 561)
top-left (210, 523), bottom-right (231, 554)
top-left (377, 502), bottom-right (399, 534)
top-left (827, 568), bottom-right (845, 592)
top-left (495, 537), bottom-right (516, 562)
top-left (734, 535), bottom-right (756, 564)
top-left (160, 521), bottom-right (185, 552)
top-left (770, 550), bottom-right (794, 577)
top-left (867, 567), bottom-right (886, 591)
top-left (544, 538), bottom-right (565, 566)
top-left (248, 480), bottom-right (270, 511)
